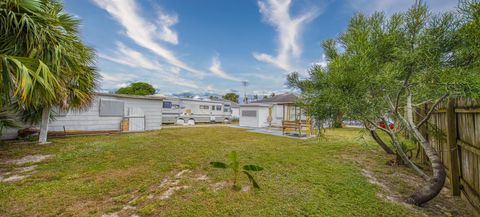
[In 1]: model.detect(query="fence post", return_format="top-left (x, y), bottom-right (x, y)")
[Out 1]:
top-left (446, 98), bottom-right (460, 196)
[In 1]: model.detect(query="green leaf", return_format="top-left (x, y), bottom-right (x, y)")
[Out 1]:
top-left (228, 151), bottom-right (238, 162)
top-left (243, 165), bottom-right (264, 171)
top-left (242, 171), bottom-right (260, 188)
top-left (210, 161), bottom-right (228, 169)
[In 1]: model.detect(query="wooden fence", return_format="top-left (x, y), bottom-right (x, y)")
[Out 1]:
top-left (421, 98), bottom-right (480, 213)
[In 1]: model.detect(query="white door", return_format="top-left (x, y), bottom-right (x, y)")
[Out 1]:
top-left (240, 109), bottom-right (258, 127)
top-left (128, 107), bottom-right (145, 132)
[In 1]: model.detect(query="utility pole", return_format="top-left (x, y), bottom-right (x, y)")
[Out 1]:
top-left (242, 81), bottom-right (248, 104)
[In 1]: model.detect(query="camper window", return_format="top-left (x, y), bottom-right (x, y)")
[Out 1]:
top-left (216, 105), bottom-right (222, 111)
top-left (99, 99), bottom-right (124, 117)
top-left (163, 101), bottom-right (172, 109)
top-left (200, 105), bottom-right (209, 109)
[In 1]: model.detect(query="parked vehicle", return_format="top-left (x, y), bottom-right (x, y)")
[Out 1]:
top-left (162, 97), bottom-right (233, 125)
top-left (377, 121), bottom-right (394, 129)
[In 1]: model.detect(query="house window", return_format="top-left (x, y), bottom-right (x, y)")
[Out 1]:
top-left (200, 105), bottom-right (209, 109)
top-left (163, 101), bottom-right (172, 109)
top-left (216, 105), bottom-right (222, 111)
top-left (242, 110), bottom-right (257, 117)
top-left (99, 99), bottom-right (124, 117)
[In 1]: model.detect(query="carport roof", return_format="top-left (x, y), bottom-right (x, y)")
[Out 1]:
top-left (254, 93), bottom-right (297, 104)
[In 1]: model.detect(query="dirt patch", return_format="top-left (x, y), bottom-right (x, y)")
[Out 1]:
top-left (350, 150), bottom-right (474, 216)
top-left (5, 154), bottom-right (53, 165)
top-left (16, 165), bottom-right (37, 173)
top-left (0, 174), bottom-right (30, 182)
top-left (194, 174), bottom-right (209, 181)
top-left (0, 155), bottom-right (49, 183)
top-left (102, 169), bottom-right (209, 217)
top-left (159, 185), bottom-right (190, 200)
top-left (212, 181), bottom-right (229, 192)
top-left (241, 185), bottom-right (251, 192)
top-left (174, 169), bottom-right (190, 178)
top-left (361, 169), bottom-right (413, 207)
top-left (100, 213), bottom-right (119, 217)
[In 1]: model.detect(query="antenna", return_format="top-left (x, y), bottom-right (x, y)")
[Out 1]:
top-left (242, 80), bottom-right (248, 104)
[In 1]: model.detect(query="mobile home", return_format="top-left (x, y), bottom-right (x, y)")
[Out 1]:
top-left (1, 93), bottom-right (165, 140)
top-left (162, 97), bottom-right (233, 125)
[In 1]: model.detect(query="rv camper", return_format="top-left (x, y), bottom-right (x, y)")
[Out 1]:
top-left (162, 97), bottom-right (233, 125)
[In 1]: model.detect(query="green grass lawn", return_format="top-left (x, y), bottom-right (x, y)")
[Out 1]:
top-left (0, 127), bottom-right (421, 216)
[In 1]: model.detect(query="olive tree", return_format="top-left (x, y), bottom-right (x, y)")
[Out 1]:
top-left (290, 0), bottom-right (480, 205)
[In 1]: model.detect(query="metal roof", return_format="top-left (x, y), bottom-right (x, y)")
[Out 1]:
top-left (254, 93), bottom-right (298, 104)
top-left (96, 93), bottom-right (165, 101)
top-left (239, 103), bottom-right (271, 107)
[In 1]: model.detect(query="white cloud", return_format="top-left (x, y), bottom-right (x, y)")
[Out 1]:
top-left (100, 71), bottom-right (138, 89)
top-left (208, 56), bottom-right (242, 81)
top-left (100, 43), bottom-right (198, 89)
top-left (99, 42), bottom-right (164, 71)
top-left (93, 0), bottom-right (203, 76)
top-left (348, 0), bottom-right (457, 15)
top-left (253, 0), bottom-right (319, 72)
top-left (313, 54), bottom-right (328, 68)
top-left (156, 13), bottom-right (179, 44)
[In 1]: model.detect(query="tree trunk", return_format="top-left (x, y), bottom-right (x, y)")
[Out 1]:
top-left (400, 94), bottom-right (446, 205)
top-left (368, 127), bottom-right (395, 155)
top-left (38, 107), bottom-right (50, 144)
top-left (332, 112), bottom-right (343, 128)
top-left (385, 129), bottom-right (429, 180)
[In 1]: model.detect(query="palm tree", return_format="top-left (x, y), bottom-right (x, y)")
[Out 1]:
top-left (0, 0), bottom-right (99, 142)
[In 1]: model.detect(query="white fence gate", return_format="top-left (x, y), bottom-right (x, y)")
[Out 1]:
top-left (127, 107), bottom-right (145, 132)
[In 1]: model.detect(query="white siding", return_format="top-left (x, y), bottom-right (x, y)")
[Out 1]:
top-left (239, 105), bottom-right (270, 128)
top-left (50, 95), bottom-right (163, 132)
top-left (231, 108), bottom-right (240, 119)
top-left (1, 94), bottom-right (163, 140)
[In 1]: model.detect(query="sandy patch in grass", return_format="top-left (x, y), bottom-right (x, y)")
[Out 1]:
top-left (159, 185), bottom-right (190, 200)
top-left (102, 169), bottom-right (211, 217)
top-left (194, 174), bottom-right (209, 181)
top-left (1, 174), bottom-right (31, 182)
top-left (347, 149), bottom-right (474, 216)
top-left (361, 169), bottom-right (411, 207)
top-left (212, 181), bottom-right (229, 192)
top-left (5, 154), bottom-right (53, 165)
top-left (0, 155), bottom-right (48, 183)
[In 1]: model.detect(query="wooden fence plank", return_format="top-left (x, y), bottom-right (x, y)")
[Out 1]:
top-left (420, 98), bottom-right (480, 213)
top-left (446, 99), bottom-right (461, 195)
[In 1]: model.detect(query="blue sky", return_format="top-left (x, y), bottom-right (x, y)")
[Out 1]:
top-left (64, 0), bottom-right (458, 96)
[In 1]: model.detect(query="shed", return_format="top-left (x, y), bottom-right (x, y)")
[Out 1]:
top-left (49, 93), bottom-right (165, 133)
top-left (239, 103), bottom-right (270, 128)
top-left (1, 93), bottom-right (165, 140)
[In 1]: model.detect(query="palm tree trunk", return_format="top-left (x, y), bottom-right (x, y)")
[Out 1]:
top-left (385, 129), bottom-right (429, 180)
top-left (38, 107), bottom-right (50, 144)
top-left (367, 125), bottom-right (394, 154)
top-left (401, 94), bottom-right (446, 205)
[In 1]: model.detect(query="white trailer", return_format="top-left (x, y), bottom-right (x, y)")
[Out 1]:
top-left (239, 104), bottom-right (270, 128)
top-left (1, 93), bottom-right (165, 140)
top-left (162, 97), bottom-right (233, 125)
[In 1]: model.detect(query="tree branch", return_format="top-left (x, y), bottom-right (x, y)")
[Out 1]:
top-left (417, 94), bottom-right (449, 128)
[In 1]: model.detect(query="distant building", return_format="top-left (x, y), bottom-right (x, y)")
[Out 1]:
top-left (1, 93), bottom-right (165, 140)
